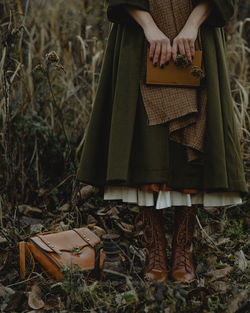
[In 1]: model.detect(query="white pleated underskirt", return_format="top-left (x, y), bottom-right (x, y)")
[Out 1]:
top-left (103, 186), bottom-right (242, 209)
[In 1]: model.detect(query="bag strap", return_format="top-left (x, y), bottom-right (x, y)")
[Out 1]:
top-left (19, 241), bottom-right (35, 279)
top-left (19, 241), bottom-right (26, 279)
top-left (73, 228), bottom-right (95, 248)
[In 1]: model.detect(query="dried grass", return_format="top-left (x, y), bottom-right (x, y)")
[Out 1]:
top-left (0, 0), bottom-right (106, 202)
top-left (226, 16), bottom-right (250, 163)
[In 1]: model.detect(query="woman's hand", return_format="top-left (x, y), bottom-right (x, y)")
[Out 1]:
top-left (172, 1), bottom-right (211, 62)
top-left (172, 24), bottom-right (199, 63)
top-left (143, 25), bottom-right (172, 67)
top-left (123, 5), bottom-right (171, 67)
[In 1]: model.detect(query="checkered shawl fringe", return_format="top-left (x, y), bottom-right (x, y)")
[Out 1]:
top-left (139, 0), bottom-right (207, 162)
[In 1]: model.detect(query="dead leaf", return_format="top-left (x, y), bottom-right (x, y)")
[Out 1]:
top-left (206, 255), bottom-right (218, 265)
top-left (164, 303), bottom-right (176, 313)
top-left (0, 283), bottom-right (15, 298)
top-left (205, 265), bottom-right (234, 281)
top-left (107, 207), bottom-right (120, 219)
top-left (204, 232), bottom-right (231, 246)
top-left (0, 235), bottom-right (7, 244)
top-left (0, 252), bottom-right (8, 271)
top-left (196, 262), bottom-right (207, 274)
top-left (204, 207), bottom-right (219, 215)
top-left (55, 221), bottom-right (70, 231)
top-left (227, 290), bottom-right (250, 313)
top-left (38, 188), bottom-right (49, 196)
top-left (235, 250), bottom-right (248, 272)
top-left (44, 297), bottom-right (61, 310)
top-left (209, 280), bottom-right (230, 293)
top-left (197, 278), bottom-right (205, 287)
top-left (97, 207), bottom-right (109, 216)
top-left (87, 214), bottom-right (98, 225)
top-left (115, 221), bottom-right (134, 234)
top-left (213, 236), bottom-right (231, 246)
top-left (57, 203), bottom-right (70, 212)
top-left (79, 185), bottom-right (94, 200)
top-left (28, 284), bottom-right (44, 310)
top-left (30, 223), bottom-right (44, 233)
top-left (129, 245), bottom-right (146, 264)
top-left (203, 222), bottom-right (222, 236)
top-left (18, 204), bottom-right (42, 215)
top-left (243, 216), bottom-right (250, 227)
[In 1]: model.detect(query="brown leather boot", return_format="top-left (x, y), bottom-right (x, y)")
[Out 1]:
top-left (171, 205), bottom-right (197, 282)
top-left (140, 207), bottom-right (168, 283)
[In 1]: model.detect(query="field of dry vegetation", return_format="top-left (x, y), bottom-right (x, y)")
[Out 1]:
top-left (0, 0), bottom-right (249, 312)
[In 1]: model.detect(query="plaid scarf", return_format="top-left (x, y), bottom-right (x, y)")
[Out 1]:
top-left (139, 0), bottom-right (207, 162)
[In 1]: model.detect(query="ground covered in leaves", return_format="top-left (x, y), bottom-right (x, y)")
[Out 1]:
top-left (0, 185), bottom-right (249, 313)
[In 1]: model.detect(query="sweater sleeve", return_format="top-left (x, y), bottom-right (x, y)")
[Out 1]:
top-left (106, 0), bottom-right (149, 24)
top-left (193, 0), bottom-right (237, 27)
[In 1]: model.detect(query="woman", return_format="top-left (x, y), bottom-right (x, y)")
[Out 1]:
top-left (76, 0), bottom-right (247, 283)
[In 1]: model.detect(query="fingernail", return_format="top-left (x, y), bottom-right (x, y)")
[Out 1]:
top-left (153, 62), bottom-right (157, 67)
top-left (160, 64), bottom-right (164, 69)
top-left (150, 57), bottom-right (153, 61)
top-left (165, 61), bottom-right (169, 66)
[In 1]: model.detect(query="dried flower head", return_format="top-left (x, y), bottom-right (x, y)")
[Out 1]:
top-left (33, 64), bottom-right (45, 72)
top-left (191, 65), bottom-right (203, 79)
top-left (45, 51), bottom-right (59, 64)
top-left (56, 64), bottom-right (66, 74)
top-left (175, 54), bottom-right (190, 68)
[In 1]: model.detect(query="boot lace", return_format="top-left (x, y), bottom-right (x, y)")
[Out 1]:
top-left (142, 210), bottom-right (166, 272)
top-left (173, 207), bottom-right (195, 273)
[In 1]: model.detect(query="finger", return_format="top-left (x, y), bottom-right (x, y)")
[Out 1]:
top-left (149, 42), bottom-right (156, 61)
top-left (160, 41), bottom-right (167, 66)
top-left (184, 40), bottom-right (192, 62)
top-left (177, 39), bottom-right (185, 56)
top-left (172, 40), bottom-right (178, 62)
top-left (153, 42), bottom-right (161, 65)
top-left (190, 40), bottom-right (195, 60)
top-left (166, 40), bottom-right (172, 64)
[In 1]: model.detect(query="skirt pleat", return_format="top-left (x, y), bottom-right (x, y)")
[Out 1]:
top-left (103, 185), bottom-right (242, 209)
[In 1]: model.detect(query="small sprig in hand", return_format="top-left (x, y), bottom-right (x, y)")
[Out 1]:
top-left (190, 65), bottom-right (203, 79)
top-left (174, 54), bottom-right (203, 79)
top-left (175, 54), bottom-right (190, 68)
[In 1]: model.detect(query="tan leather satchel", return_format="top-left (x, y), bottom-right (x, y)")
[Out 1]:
top-left (146, 50), bottom-right (203, 87)
top-left (19, 226), bottom-right (106, 281)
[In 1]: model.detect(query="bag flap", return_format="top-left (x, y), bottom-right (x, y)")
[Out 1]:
top-left (30, 227), bottom-right (100, 253)
top-left (73, 227), bottom-right (101, 247)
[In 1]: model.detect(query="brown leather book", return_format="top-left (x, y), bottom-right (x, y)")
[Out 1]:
top-left (146, 50), bottom-right (202, 87)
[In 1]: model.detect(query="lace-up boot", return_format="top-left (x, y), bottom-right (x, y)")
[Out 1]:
top-left (171, 205), bottom-right (197, 282)
top-left (140, 207), bottom-right (168, 283)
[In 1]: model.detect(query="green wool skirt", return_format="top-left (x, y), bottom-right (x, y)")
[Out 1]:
top-left (124, 90), bottom-right (204, 188)
top-left (77, 88), bottom-right (207, 190)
